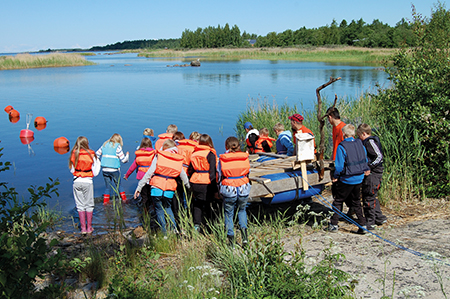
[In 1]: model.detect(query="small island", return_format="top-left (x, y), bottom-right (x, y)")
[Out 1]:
top-left (0, 53), bottom-right (95, 70)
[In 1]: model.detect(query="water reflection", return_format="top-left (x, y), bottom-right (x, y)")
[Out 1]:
top-left (182, 73), bottom-right (241, 85)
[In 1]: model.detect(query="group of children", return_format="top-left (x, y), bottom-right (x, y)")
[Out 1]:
top-left (69, 125), bottom-right (251, 244)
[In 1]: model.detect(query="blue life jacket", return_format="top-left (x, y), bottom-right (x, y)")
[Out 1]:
top-left (101, 142), bottom-right (120, 168)
top-left (276, 131), bottom-right (293, 155)
top-left (340, 138), bottom-right (367, 176)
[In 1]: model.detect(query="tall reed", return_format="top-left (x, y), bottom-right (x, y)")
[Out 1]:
top-left (0, 53), bottom-right (95, 70)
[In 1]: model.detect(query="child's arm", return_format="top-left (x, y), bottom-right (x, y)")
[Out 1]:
top-left (92, 157), bottom-right (101, 177)
top-left (134, 158), bottom-right (157, 198)
top-left (124, 160), bottom-right (138, 180)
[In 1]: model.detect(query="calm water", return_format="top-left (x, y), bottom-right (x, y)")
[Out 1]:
top-left (0, 53), bottom-right (389, 230)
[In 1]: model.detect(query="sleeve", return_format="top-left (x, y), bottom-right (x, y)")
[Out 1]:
top-left (92, 157), bottom-right (101, 177)
top-left (116, 145), bottom-right (129, 163)
top-left (179, 169), bottom-right (190, 189)
top-left (124, 160), bottom-right (138, 179)
top-left (333, 145), bottom-right (346, 179)
top-left (367, 139), bottom-right (383, 169)
top-left (207, 152), bottom-right (217, 183)
top-left (135, 157), bottom-right (157, 193)
top-left (95, 147), bottom-right (102, 159)
top-left (281, 136), bottom-right (294, 156)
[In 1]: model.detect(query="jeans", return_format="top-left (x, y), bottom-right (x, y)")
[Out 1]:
top-left (102, 170), bottom-right (123, 197)
top-left (224, 195), bottom-right (248, 237)
top-left (153, 194), bottom-right (176, 234)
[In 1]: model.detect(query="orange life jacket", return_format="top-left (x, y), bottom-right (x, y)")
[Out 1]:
top-left (254, 136), bottom-right (276, 153)
top-left (219, 152), bottom-right (250, 187)
top-left (154, 133), bottom-right (173, 150)
top-left (71, 149), bottom-right (96, 178)
top-left (149, 150), bottom-right (184, 191)
top-left (135, 149), bottom-right (156, 173)
top-left (177, 139), bottom-right (197, 171)
top-left (190, 144), bottom-right (215, 184)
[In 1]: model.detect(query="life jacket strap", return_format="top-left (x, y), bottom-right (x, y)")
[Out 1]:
top-left (195, 170), bottom-right (209, 173)
top-left (154, 173), bottom-right (176, 180)
top-left (224, 175), bottom-right (245, 180)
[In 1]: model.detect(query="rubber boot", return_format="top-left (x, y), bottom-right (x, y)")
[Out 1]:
top-left (120, 192), bottom-right (127, 203)
top-left (103, 194), bottom-right (110, 205)
top-left (78, 211), bottom-right (87, 234)
top-left (241, 228), bottom-right (248, 248)
top-left (86, 211), bottom-right (94, 234)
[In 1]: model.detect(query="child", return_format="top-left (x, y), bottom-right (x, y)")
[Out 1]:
top-left (154, 124), bottom-right (178, 150)
top-left (219, 136), bottom-right (251, 247)
top-left (356, 123), bottom-right (387, 229)
top-left (134, 139), bottom-right (190, 234)
top-left (124, 138), bottom-right (156, 212)
top-left (254, 127), bottom-right (276, 153)
top-left (189, 131), bottom-right (201, 142)
top-left (273, 122), bottom-right (294, 156)
top-left (141, 128), bottom-right (157, 150)
top-left (69, 136), bottom-right (100, 234)
top-left (188, 134), bottom-right (218, 231)
top-left (244, 122), bottom-right (259, 154)
top-left (96, 133), bottom-right (129, 204)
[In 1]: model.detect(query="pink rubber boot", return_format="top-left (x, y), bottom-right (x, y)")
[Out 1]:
top-left (78, 211), bottom-right (87, 234)
top-left (86, 211), bottom-right (94, 234)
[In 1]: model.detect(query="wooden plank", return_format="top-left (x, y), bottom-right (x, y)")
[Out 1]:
top-left (249, 169), bottom-right (332, 197)
top-left (249, 177), bottom-right (272, 184)
top-left (301, 161), bottom-right (309, 190)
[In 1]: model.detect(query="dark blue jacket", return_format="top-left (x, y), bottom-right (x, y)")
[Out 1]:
top-left (334, 137), bottom-right (369, 185)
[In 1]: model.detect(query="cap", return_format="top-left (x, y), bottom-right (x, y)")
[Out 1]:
top-left (288, 114), bottom-right (304, 122)
top-left (244, 122), bottom-right (253, 129)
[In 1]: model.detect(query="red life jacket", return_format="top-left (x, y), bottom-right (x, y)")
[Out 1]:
top-left (154, 133), bottom-right (173, 151)
top-left (190, 144), bottom-right (215, 184)
top-left (149, 150), bottom-right (184, 191)
top-left (71, 149), bottom-right (96, 178)
top-left (219, 152), bottom-right (250, 187)
top-left (177, 139), bottom-right (197, 171)
top-left (254, 136), bottom-right (276, 153)
top-left (135, 149), bottom-right (156, 173)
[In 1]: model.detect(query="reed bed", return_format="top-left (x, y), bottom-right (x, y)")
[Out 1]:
top-left (140, 46), bottom-right (394, 64)
top-left (0, 53), bottom-right (95, 70)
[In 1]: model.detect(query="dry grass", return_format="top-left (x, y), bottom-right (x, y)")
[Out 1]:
top-left (0, 53), bottom-right (95, 70)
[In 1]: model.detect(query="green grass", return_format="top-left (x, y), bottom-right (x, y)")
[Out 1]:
top-left (139, 46), bottom-right (394, 64)
top-left (0, 53), bottom-right (95, 70)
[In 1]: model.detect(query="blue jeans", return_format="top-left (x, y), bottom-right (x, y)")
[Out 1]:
top-left (102, 170), bottom-right (123, 197)
top-left (224, 195), bottom-right (248, 237)
top-left (153, 194), bottom-right (176, 234)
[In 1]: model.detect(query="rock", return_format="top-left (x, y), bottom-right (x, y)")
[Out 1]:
top-left (190, 60), bottom-right (201, 67)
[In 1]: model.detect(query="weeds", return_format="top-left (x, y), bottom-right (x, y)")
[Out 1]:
top-left (0, 53), bottom-right (95, 70)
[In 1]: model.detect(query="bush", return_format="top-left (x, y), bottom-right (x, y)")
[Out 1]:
top-left (0, 147), bottom-right (65, 298)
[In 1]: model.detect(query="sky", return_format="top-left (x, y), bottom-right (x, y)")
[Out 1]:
top-left (1, 0), bottom-right (439, 53)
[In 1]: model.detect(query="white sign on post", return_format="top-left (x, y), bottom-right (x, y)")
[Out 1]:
top-left (295, 133), bottom-right (315, 162)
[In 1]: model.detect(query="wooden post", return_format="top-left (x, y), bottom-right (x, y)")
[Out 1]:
top-left (300, 160), bottom-right (309, 190)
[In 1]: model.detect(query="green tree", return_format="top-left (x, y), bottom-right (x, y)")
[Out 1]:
top-left (374, 3), bottom-right (450, 196)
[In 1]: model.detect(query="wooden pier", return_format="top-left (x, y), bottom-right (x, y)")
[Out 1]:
top-left (248, 153), bottom-right (334, 203)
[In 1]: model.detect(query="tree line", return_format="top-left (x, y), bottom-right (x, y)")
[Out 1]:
top-left (89, 38), bottom-right (180, 51)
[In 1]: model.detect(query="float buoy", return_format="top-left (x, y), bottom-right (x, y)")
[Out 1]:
top-left (53, 137), bottom-right (70, 148)
top-left (4, 105), bottom-right (13, 113)
top-left (20, 136), bottom-right (34, 145)
top-left (20, 129), bottom-right (34, 138)
top-left (35, 123), bottom-right (47, 131)
top-left (9, 116), bottom-right (20, 123)
top-left (54, 146), bottom-right (69, 155)
top-left (34, 116), bottom-right (47, 126)
top-left (9, 109), bottom-right (20, 118)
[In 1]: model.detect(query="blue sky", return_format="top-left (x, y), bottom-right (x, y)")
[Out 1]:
top-left (1, 0), bottom-right (438, 53)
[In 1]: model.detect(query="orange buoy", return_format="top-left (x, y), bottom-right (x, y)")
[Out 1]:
top-left (53, 137), bottom-right (70, 148)
top-left (54, 146), bottom-right (69, 155)
top-left (9, 109), bottom-right (20, 118)
top-left (20, 136), bottom-right (34, 145)
top-left (9, 116), bottom-right (20, 123)
top-left (20, 129), bottom-right (34, 138)
top-left (34, 116), bottom-right (47, 126)
top-left (35, 123), bottom-right (47, 131)
top-left (4, 105), bottom-right (13, 113)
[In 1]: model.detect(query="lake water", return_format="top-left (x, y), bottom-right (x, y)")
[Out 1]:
top-left (0, 53), bottom-right (389, 231)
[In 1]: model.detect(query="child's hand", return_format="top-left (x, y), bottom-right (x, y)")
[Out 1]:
top-left (134, 190), bottom-right (140, 199)
top-left (123, 175), bottom-right (128, 181)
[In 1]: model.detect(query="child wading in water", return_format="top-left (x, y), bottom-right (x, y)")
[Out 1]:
top-left (96, 133), bottom-right (129, 204)
top-left (69, 136), bottom-right (100, 234)
top-left (218, 136), bottom-right (251, 247)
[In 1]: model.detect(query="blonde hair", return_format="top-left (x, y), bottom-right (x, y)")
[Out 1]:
top-left (356, 123), bottom-right (372, 136)
top-left (143, 128), bottom-right (154, 136)
top-left (273, 122), bottom-right (285, 132)
top-left (225, 136), bottom-right (240, 152)
top-left (199, 134), bottom-right (214, 149)
top-left (166, 124), bottom-right (178, 134)
top-left (342, 124), bottom-right (356, 137)
top-left (259, 127), bottom-right (269, 136)
top-left (189, 131), bottom-right (201, 141)
top-left (103, 133), bottom-right (123, 147)
top-left (69, 136), bottom-right (95, 169)
top-left (162, 139), bottom-right (176, 150)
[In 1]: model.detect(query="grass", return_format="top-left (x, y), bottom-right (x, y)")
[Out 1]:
top-left (139, 46), bottom-right (395, 64)
top-left (0, 53), bottom-right (95, 70)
